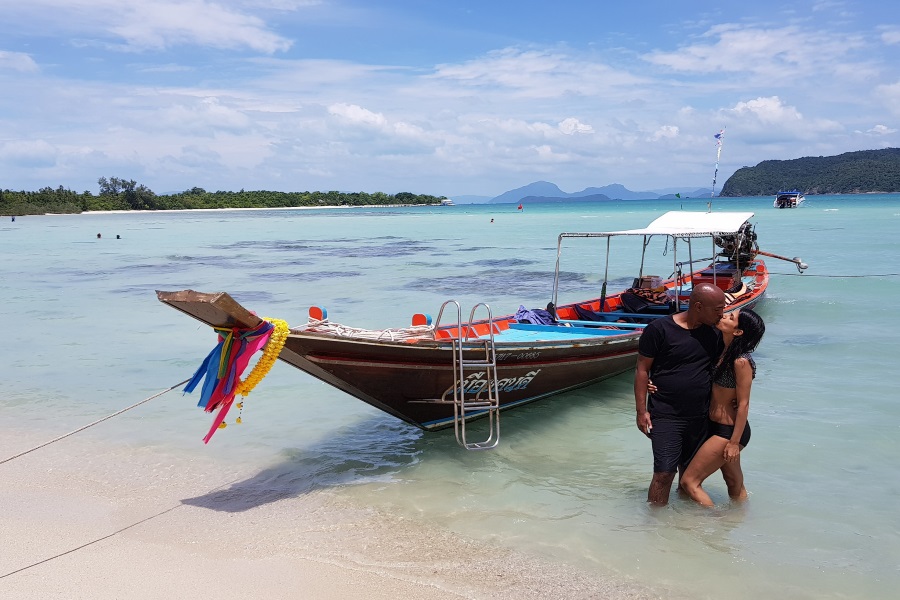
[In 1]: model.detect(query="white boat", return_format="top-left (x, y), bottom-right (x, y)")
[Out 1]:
top-left (774, 190), bottom-right (804, 208)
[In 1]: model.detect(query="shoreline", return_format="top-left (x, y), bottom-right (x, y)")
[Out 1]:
top-left (5, 204), bottom-right (439, 217)
top-left (85, 203), bottom-right (435, 214)
top-left (0, 427), bottom-right (657, 600)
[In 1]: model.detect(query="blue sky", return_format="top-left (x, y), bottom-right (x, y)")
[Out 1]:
top-left (1, 1), bottom-right (898, 198)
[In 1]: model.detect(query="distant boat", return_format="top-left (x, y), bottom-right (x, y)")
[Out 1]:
top-left (774, 190), bottom-right (804, 209)
top-left (440, 199), bottom-right (455, 206)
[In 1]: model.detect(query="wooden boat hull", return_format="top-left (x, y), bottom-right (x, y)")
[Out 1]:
top-left (159, 263), bottom-right (766, 431)
top-left (278, 332), bottom-right (640, 430)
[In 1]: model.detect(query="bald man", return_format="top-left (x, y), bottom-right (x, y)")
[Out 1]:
top-left (634, 283), bottom-right (726, 506)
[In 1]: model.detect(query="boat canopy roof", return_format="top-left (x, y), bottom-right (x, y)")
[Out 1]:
top-left (563, 211), bottom-right (754, 239)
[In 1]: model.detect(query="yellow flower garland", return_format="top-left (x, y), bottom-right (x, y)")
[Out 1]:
top-left (233, 317), bottom-right (290, 398)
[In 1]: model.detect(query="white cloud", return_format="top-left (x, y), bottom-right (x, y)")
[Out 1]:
top-left (644, 24), bottom-right (869, 83)
top-left (461, 118), bottom-right (559, 141)
top-left (874, 81), bottom-right (900, 115)
top-left (324, 103), bottom-right (432, 154)
top-left (533, 144), bottom-right (569, 162)
top-left (729, 96), bottom-right (803, 124)
top-left (558, 118), bottom-right (593, 135)
top-left (0, 51), bottom-right (39, 72)
top-left (0, 139), bottom-right (59, 167)
top-left (136, 63), bottom-right (194, 74)
top-left (651, 125), bottom-right (679, 141)
top-left (154, 96), bottom-right (253, 134)
top-left (0, 0), bottom-right (293, 53)
top-left (867, 124), bottom-right (897, 135)
top-left (240, 0), bottom-right (321, 9)
top-left (328, 103), bottom-right (387, 127)
top-left (716, 96), bottom-right (844, 144)
top-left (881, 28), bottom-right (900, 45)
top-left (110, 2), bottom-right (292, 52)
top-left (431, 47), bottom-right (646, 99)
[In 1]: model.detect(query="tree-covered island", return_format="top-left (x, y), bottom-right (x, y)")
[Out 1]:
top-left (0, 177), bottom-right (449, 216)
top-left (720, 148), bottom-right (900, 196)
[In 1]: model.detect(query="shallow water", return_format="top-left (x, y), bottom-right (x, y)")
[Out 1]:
top-left (2, 196), bottom-right (899, 598)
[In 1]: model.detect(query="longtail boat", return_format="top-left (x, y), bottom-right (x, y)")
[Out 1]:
top-left (159, 211), bottom-right (806, 449)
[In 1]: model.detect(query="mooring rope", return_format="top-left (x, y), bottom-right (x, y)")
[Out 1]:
top-left (769, 272), bottom-right (900, 278)
top-left (297, 320), bottom-right (436, 341)
top-left (0, 504), bottom-right (183, 579)
top-left (0, 474), bottom-right (241, 579)
top-left (0, 378), bottom-right (190, 466)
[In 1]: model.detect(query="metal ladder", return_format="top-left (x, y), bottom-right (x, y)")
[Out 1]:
top-left (434, 300), bottom-right (500, 450)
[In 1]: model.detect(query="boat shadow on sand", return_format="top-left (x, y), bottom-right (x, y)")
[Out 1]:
top-left (180, 374), bottom-right (635, 513)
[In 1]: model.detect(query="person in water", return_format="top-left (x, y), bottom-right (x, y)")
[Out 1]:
top-left (635, 283), bottom-right (725, 506)
top-left (679, 308), bottom-right (766, 506)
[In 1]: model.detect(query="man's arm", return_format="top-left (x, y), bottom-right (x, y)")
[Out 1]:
top-left (634, 355), bottom-right (654, 437)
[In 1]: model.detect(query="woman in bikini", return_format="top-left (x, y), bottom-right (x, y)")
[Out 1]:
top-left (679, 307), bottom-right (766, 507)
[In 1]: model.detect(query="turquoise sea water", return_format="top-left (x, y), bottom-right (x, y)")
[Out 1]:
top-left (2, 195), bottom-right (899, 598)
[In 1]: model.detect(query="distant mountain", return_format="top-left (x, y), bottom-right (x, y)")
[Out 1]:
top-left (657, 189), bottom-right (714, 200)
top-left (488, 181), bottom-right (567, 204)
top-left (519, 193), bottom-right (611, 203)
top-left (567, 184), bottom-right (656, 200)
top-left (720, 148), bottom-right (900, 196)
top-left (652, 187), bottom-right (713, 198)
top-left (486, 182), bottom-right (708, 204)
top-left (449, 194), bottom-right (493, 204)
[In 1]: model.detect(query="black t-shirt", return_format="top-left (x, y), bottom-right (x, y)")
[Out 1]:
top-left (638, 316), bottom-right (722, 418)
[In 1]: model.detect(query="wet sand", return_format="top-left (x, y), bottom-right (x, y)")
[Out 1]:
top-left (0, 429), bottom-right (657, 600)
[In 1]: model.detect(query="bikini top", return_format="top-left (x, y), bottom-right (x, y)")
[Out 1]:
top-left (713, 354), bottom-right (756, 388)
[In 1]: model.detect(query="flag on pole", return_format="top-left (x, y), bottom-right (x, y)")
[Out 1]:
top-left (711, 127), bottom-right (725, 199)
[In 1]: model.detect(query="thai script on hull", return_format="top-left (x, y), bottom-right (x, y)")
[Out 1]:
top-left (448, 369), bottom-right (542, 395)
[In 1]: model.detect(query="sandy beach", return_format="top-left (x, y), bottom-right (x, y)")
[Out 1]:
top-left (26, 203), bottom-right (437, 216)
top-left (1, 428), bottom-right (656, 600)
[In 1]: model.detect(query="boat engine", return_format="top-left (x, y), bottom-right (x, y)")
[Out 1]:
top-left (714, 222), bottom-right (758, 267)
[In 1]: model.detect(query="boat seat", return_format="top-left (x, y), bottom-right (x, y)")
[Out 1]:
top-left (573, 304), bottom-right (621, 322)
top-left (618, 292), bottom-right (673, 315)
top-left (573, 301), bottom-right (666, 324)
top-left (505, 323), bottom-right (635, 338)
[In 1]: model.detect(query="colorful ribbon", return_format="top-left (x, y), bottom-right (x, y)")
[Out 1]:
top-left (183, 320), bottom-right (274, 443)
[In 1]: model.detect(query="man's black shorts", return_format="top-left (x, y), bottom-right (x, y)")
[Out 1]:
top-left (650, 415), bottom-right (708, 473)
